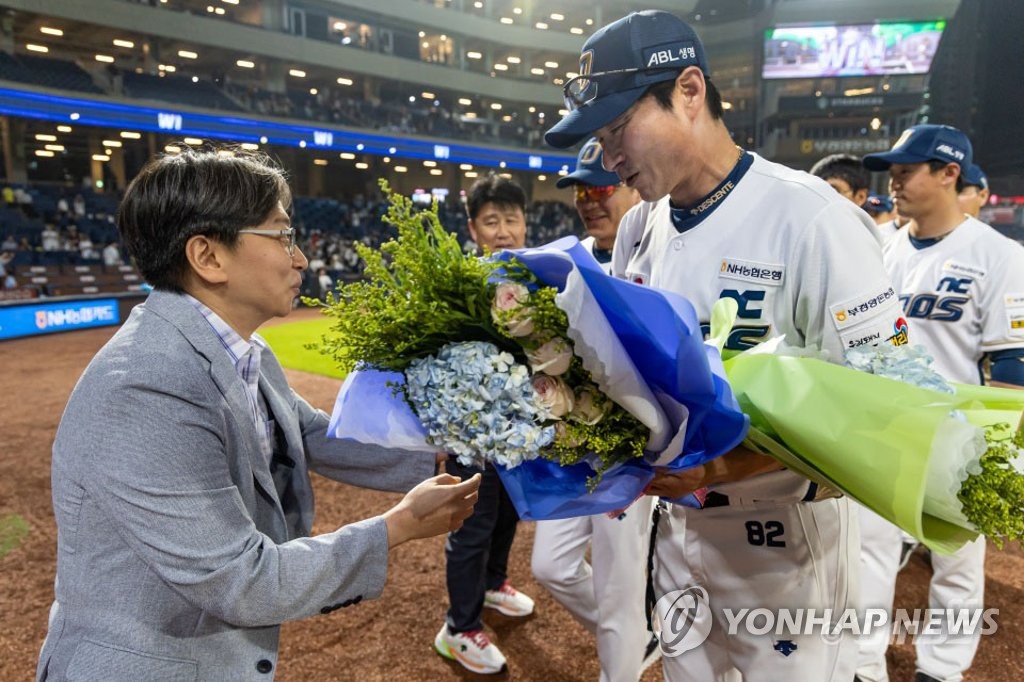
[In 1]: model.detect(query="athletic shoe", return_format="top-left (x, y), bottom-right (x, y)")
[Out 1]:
top-left (434, 625), bottom-right (508, 675)
top-left (897, 541), bottom-right (920, 571)
top-left (484, 580), bottom-right (535, 617)
top-left (914, 673), bottom-right (942, 682)
top-left (640, 633), bottom-right (662, 674)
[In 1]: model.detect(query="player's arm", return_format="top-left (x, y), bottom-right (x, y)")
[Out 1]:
top-left (645, 445), bottom-right (784, 498)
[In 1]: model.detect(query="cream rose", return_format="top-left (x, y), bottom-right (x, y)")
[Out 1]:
top-left (531, 373), bottom-right (575, 419)
top-left (569, 387), bottom-right (609, 425)
top-left (527, 338), bottom-right (574, 376)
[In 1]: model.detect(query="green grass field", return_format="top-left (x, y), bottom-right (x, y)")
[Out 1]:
top-left (258, 318), bottom-right (346, 379)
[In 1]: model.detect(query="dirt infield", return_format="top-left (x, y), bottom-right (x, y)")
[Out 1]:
top-left (2, 307), bottom-right (1023, 681)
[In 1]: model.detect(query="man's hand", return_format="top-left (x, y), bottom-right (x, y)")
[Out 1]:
top-left (645, 445), bottom-right (782, 499)
top-left (383, 473), bottom-right (481, 548)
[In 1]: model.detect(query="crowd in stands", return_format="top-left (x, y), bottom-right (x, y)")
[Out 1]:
top-left (1, 49), bottom-right (550, 150)
top-left (226, 83), bottom-right (548, 147)
top-left (0, 179), bottom-right (582, 302)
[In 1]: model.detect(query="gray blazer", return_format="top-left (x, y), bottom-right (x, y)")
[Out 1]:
top-left (37, 291), bottom-right (435, 681)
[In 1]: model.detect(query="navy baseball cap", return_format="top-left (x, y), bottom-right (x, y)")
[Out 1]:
top-left (963, 163), bottom-right (988, 190)
top-left (555, 138), bottom-right (621, 188)
top-left (863, 124), bottom-right (973, 171)
top-left (863, 193), bottom-right (894, 214)
top-left (544, 10), bottom-right (711, 149)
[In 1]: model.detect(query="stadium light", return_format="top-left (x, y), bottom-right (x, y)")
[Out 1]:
top-left (500, 18), bottom-right (513, 25)
top-left (466, 51), bottom-right (482, 60)
top-left (570, 27), bottom-right (583, 35)
top-left (236, 59), bottom-right (255, 68)
top-left (92, 154), bottom-right (110, 161)
top-left (545, 61), bottom-right (558, 68)
top-left (458, 98), bottom-right (472, 105)
top-left (26, 44), bottom-right (49, 53)
top-left (113, 39), bottom-right (135, 48)
top-left (35, 134), bottom-right (57, 142)
top-left (57, 126), bottom-right (72, 133)
top-left (289, 69), bottom-right (306, 78)
top-left (178, 50), bottom-right (198, 59)
top-left (120, 131), bottom-right (142, 139)
top-left (355, 162), bottom-right (369, 169)
top-left (44, 144), bottom-right (65, 152)
top-left (494, 64), bottom-right (508, 71)
top-left (35, 150), bottom-right (55, 157)
top-left (95, 55), bottom-right (115, 63)
top-left (101, 140), bottom-right (123, 147)
top-left (507, 56), bottom-right (521, 64)
top-left (39, 27), bottom-right (63, 36)
top-left (535, 22), bottom-right (548, 30)
top-left (337, 77), bottom-right (353, 86)
top-left (340, 152), bottom-right (356, 160)
top-left (550, 13), bottom-right (564, 21)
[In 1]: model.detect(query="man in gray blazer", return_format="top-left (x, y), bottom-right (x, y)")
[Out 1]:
top-left (37, 147), bottom-right (481, 681)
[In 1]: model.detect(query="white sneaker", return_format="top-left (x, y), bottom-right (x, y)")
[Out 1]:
top-left (484, 581), bottom-right (535, 617)
top-left (434, 625), bottom-right (508, 674)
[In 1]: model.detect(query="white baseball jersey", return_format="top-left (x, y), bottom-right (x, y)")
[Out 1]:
top-left (580, 236), bottom-right (612, 274)
top-left (857, 216), bottom-right (1023, 682)
top-left (613, 151), bottom-right (905, 502)
top-left (875, 219), bottom-right (902, 244)
top-left (882, 216), bottom-right (1024, 384)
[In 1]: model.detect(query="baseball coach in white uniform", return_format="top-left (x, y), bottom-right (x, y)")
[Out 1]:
top-left (532, 139), bottom-right (656, 681)
top-left (545, 10), bottom-right (906, 681)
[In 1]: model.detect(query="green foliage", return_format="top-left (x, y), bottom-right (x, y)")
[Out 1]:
top-left (958, 423), bottom-right (1024, 548)
top-left (309, 180), bottom-right (512, 374)
top-left (549, 406), bottom-right (649, 491)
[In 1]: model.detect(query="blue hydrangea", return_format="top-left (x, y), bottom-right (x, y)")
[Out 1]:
top-left (405, 341), bottom-right (555, 468)
top-left (845, 344), bottom-right (954, 394)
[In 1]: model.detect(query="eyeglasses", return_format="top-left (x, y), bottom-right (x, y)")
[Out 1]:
top-left (237, 227), bottom-right (297, 256)
top-left (574, 184), bottom-right (618, 203)
top-left (562, 66), bottom-right (683, 112)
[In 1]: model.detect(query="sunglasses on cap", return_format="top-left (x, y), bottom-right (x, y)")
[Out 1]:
top-left (562, 65), bottom-right (684, 111)
top-left (574, 184), bottom-right (618, 202)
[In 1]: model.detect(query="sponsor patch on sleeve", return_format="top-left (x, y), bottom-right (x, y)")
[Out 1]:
top-left (1007, 293), bottom-right (1024, 333)
top-left (829, 286), bottom-right (899, 330)
top-left (942, 260), bottom-right (987, 278)
top-left (719, 258), bottom-right (785, 287)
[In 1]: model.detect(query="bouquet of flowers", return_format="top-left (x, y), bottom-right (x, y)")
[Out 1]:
top-left (312, 182), bottom-right (748, 519)
top-left (707, 297), bottom-right (1024, 552)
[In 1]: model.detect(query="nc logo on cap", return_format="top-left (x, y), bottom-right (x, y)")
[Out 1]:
top-left (892, 129), bottom-right (915, 150)
top-left (579, 139), bottom-right (602, 165)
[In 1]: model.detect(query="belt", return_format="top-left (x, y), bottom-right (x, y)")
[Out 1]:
top-left (701, 482), bottom-right (842, 508)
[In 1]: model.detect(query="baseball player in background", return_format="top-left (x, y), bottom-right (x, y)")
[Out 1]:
top-left (856, 126), bottom-right (1024, 682)
top-left (546, 10), bottom-right (904, 681)
top-left (863, 193), bottom-right (898, 227)
top-left (434, 174), bottom-right (536, 676)
top-left (958, 163), bottom-right (991, 220)
top-left (810, 153), bottom-right (871, 208)
top-left (531, 138), bottom-right (657, 681)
